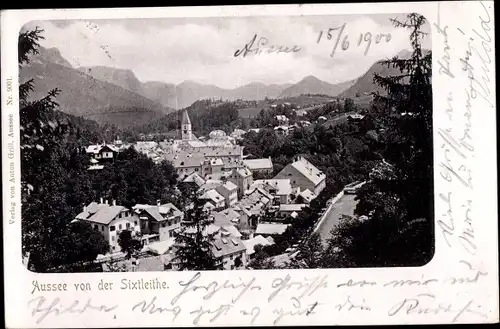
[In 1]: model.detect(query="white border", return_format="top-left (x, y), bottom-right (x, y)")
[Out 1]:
top-left (2, 2), bottom-right (498, 327)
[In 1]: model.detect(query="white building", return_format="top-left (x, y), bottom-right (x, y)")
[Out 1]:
top-left (243, 157), bottom-right (274, 175)
top-left (249, 179), bottom-right (293, 204)
top-left (132, 202), bottom-right (183, 243)
top-left (74, 199), bottom-right (141, 252)
top-left (274, 156), bottom-right (326, 196)
top-left (215, 181), bottom-right (238, 208)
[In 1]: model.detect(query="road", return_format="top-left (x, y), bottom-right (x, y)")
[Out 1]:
top-left (316, 194), bottom-right (358, 244)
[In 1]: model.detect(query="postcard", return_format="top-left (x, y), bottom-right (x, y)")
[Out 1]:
top-left (1, 1), bottom-right (498, 327)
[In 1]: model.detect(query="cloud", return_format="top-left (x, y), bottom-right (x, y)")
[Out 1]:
top-left (28, 14), bottom-right (431, 89)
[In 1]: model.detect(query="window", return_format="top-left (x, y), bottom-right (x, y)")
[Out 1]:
top-left (119, 224), bottom-right (122, 230)
top-left (101, 226), bottom-right (104, 231)
top-left (112, 236), bottom-right (115, 241)
top-left (112, 246), bottom-right (115, 251)
top-left (110, 226), bottom-right (116, 232)
top-left (162, 222), bottom-right (166, 228)
top-left (126, 222), bottom-right (130, 229)
top-left (134, 221), bottom-right (138, 226)
top-left (94, 224), bottom-right (98, 230)
top-left (118, 213), bottom-right (122, 219)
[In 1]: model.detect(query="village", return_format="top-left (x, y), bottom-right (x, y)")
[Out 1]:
top-left (76, 109), bottom-right (366, 271)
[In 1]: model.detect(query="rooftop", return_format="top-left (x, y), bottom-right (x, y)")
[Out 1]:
top-left (200, 189), bottom-right (225, 204)
top-left (242, 235), bottom-right (275, 256)
top-left (279, 204), bottom-right (307, 212)
top-left (255, 223), bottom-right (290, 235)
top-left (211, 235), bottom-right (246, 258)
top-left (182, 172), bottom-right (206, 187)
top-left (288, 156), bottom-right (326, 186)
top-left (250, 179), bottom-right (293, 196)
top-left (133, 203), bottom-right (182, 222)
top-left (243, 158), bottom-right (273, 170)
top-left (76, 202), bottom-right (127, 225)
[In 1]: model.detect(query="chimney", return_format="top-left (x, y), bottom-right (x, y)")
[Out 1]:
top-left (112, 199), bottom-right (116, 206)
top-left (100, 197), bottom-right (103, 204)
top-left (83, 204), bottom-right (86, 212)
top-left (105, 199), bottom-right (109, 205)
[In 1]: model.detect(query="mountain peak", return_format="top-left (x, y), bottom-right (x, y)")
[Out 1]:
top-left (30, 46), bottom-right (73, 68)
top-left (301, 75), bottom-right (321, 82)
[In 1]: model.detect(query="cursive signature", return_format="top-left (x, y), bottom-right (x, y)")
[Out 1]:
top-left (234, 34), bottom-right (301, 58)
top-left (28, 296), bottom-right (118, 324)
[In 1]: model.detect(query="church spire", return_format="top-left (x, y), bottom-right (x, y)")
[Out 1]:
top-left (181, 109), bottom-right (191, 125)
top-left (181, 110), bottom-right (192, 141)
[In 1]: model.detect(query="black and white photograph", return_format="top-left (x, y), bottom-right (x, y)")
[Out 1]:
top-left (19, 12), bottom-right (434, 273)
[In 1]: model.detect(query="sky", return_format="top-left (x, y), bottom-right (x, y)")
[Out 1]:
top-left (23, 14), bottom-right (431, 89)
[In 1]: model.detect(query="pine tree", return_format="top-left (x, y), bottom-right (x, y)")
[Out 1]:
top-left (290, 233), bottom-right (325, 269)
top-left (20, 28), bottom-right (109, 272)
top-left (329, 13), bottom-right (433, 267)
top-left (173, 190), bottom-right (221, 270)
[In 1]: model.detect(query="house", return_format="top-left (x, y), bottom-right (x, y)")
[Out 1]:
top-left (212, 233), bottom-right (247, 270)
top-left (182, 172), bottom-right (206, 188)
top-left (200, 189), bottom-right (226, 210)
top-left (255, 223), bottom-right (290, 237)
top-left (274, 156), bottom-right (326, 196)
top-left (87, 158), bottom-right (104, 171)
top-left (317, 116), bottom-right (328, 123)
top-left (278, 204), bottom-right (307, 219)
top-left (227, 167), bottom-right (253, 198)
top-left (230, 129), bottom-right (247, 140)
top-left (243, 157), bottom-right (274, 175)
top-left (211, 208), bottom-right (251, 234)
top-left (295, 109), bottom-right (308, 117)
top-left (243, 235), bottom-right (275, 260)
top-left (198, 179), bottom-right (224, 194)
top-left (235, 188), bottom-right (273, 227)
top-left (249, 179), bottom-right (293, 205)
top-left (347, 113), bottom-right (365, 122)
top-left (296, 188), bottom-right (317, 204)
top-left (74, 199), bottom-right (141, 252)
top-left (85, 144), bottom-right (119, 163)
top-left (275, 115), bottom-right (289, 125)
top-left (274, 125), bottom-right (290, 137)
top-left (134, 141), bottom-right (159, 154)
top-left (167, 152), bottom-right (206, 180)
top-left (132, 202), bottom-right (183, 243)
top-left (215, 181), bottom-right (238, 208)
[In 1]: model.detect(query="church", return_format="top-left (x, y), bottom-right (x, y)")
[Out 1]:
top-left (161, 110), bottom-right (247, 182)
top-left (170, 110), bottom-right (237, 150)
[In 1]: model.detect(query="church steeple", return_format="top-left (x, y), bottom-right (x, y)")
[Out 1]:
top-left (181, 110), bottom-right (192, 141)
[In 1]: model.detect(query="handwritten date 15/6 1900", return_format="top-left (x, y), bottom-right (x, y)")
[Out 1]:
top-left (317, 22), bottom-right (392, 57)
